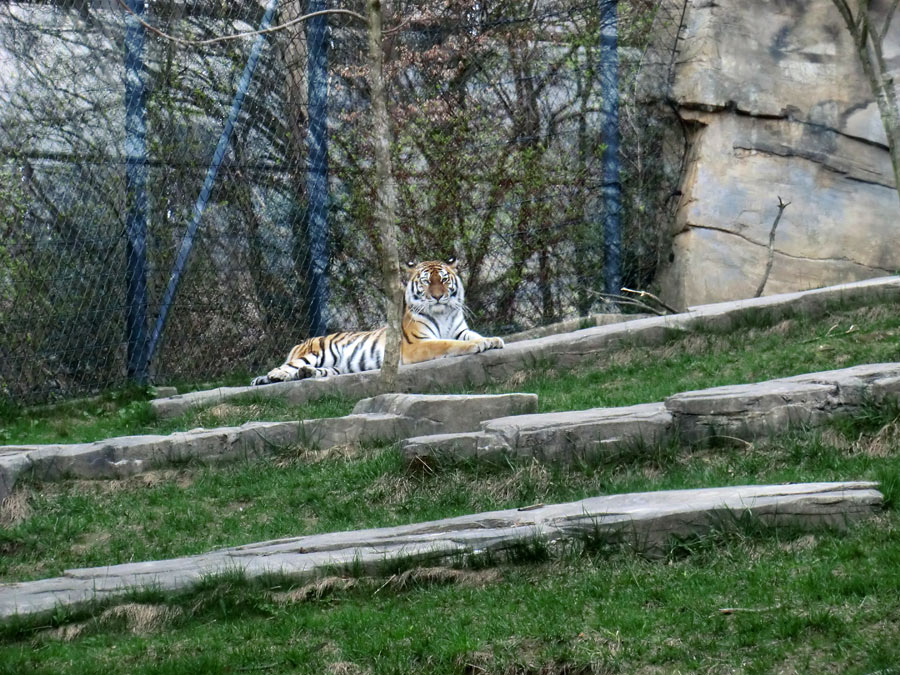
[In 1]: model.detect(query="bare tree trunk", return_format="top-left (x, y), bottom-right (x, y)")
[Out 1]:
top-left (366, 0), bottom-right (403, 390)
top-left (831, 0), bottom-right (900, 203)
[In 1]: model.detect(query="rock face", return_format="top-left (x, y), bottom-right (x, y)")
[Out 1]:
top-left (656, 0), bottom-right (900, 308)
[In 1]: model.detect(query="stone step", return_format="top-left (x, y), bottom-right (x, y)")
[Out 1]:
top-left (0, 422), bottom-right (300, 502)
top-left (403, 363), bottom-right (900, 463)
top-left (0, 481), bottom-right (881, 622)
top-left (149, 276), bottom-right (900, 419)
top-left (0, 394), bottom-right (537, 501)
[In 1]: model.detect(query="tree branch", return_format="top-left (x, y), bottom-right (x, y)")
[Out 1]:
top-left (754, 196), bottom-right (791, 298)
top-left (114, 0), bottom-right (366, 47)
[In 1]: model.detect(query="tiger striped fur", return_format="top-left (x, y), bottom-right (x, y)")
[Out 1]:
top-left (250, 258), bottom-right (504, 385)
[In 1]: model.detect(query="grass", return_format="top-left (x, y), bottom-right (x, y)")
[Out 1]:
top-left (2, 301), bottom-right (899, 447)
top-left (1, 299), bottom-right (900, 672)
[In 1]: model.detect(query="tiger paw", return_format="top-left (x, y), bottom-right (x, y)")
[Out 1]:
top-left (474, 336), bottom-right (504, 352)
top-left (296, 365), bottom-right (318, 379)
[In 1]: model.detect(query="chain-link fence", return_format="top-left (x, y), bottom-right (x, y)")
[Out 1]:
top-left (0, 0), bottom-right (687, 405)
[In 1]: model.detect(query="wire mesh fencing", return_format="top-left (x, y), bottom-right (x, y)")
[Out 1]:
top-left (0, 0), bottom-right (687, 405)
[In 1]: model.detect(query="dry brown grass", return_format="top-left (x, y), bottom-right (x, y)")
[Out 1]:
top-left (273, 576), bottom-right (359, 603)
top-left (388, 566), bottom-right (502, 590)
top-left (853, 421), bottom-right (900, 458)
top-left (198, 403), bottom-right (266, 426)
top-left (97, 603), bottom-right (183, 634)
top-left (42, 603), bottom-right (182, 642)
top-left (327, 661), bottom-right (371, 675)
top-left (0, 488), bottom-right (32, 527)
top-left (272, 566), bottom-right (502, 605)
top-left (70, 531), bottom-right (111, 556)
top-left (38, 469), bottom-right (195, 497)
top-left (275, 443), bottom-right (369, 468)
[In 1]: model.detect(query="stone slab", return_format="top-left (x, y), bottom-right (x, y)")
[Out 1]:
top-left (0, 481), bottom-right (880, 621)
top-left (352, 393), bottom-right (539, 434)
top-left (404, 403), bottom-right (672, 464)
top-left (149, 277), bottom-right (900, 419)
top-left (667, 363), bottom-right (900, 442)
top-left (503, 313), bottom-right (651, 343)
top-left (0, 421), bottom-right (300, 495)
top-left (298, 413), bottom-right (425, 450)
top-left (402, 363), bottom-right (900, 463)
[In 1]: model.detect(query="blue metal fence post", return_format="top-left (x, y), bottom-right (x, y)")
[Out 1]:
top-left (600, 0), bottom-right (622, 300)
top-left (124, 0), bottom-right (149, 383)
top-left (305, 0), bottom-right (330, 336)
top-left (145, 0), bottom-right (280, 368)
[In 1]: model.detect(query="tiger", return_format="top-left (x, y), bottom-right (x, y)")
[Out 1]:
top-left (250, 257), bottom-right (504, 385)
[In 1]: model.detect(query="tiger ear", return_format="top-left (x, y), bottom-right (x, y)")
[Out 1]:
top-left (405, 260), bottom-right (416, 269)
top-left (445, 256), bottom-right (457, 268)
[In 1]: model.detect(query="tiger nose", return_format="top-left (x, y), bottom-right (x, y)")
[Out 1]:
top-left (430, 287), bottom-right (444, 299)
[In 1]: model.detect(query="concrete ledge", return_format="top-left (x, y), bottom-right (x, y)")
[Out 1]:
top-left (149, 276), bottom-right (900, 419)
top-left (0, 481), bottom-right (881, 621)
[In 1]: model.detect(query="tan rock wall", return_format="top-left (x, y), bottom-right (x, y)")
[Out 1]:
top-left (656, 0), bottom-right (900, 308)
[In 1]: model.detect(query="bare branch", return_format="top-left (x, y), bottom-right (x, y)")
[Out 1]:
top-left (753, 196), bottom-right (791, 298)
top-left (114, 0), bottom-right (366, 48)
top-left (877, 0), bottom-right (900, 43)
top-left (620, 287), bottom-right (681, 314)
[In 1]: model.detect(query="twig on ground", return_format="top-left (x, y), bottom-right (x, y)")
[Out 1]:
top-left (719, 605), bottom-right (782, 614)
top-left (707, 435), bottom-right (754, 448)
top-left (800, 324), bottom-right (858, 343)
top-left (374, 574), bottom-right (396, 595)
top-left (620, 287), bottom-right (681, 314)
top-left (590, 292), bottom-right (668, 316)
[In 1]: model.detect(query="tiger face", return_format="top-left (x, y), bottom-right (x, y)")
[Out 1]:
top-left (405, 257), bottom-right (463, 315)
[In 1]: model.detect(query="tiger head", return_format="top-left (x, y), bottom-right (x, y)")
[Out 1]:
top-left (405, 257), bottom-right (464, 315)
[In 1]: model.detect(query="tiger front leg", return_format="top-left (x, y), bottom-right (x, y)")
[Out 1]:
top-left (402, 337), bottom-right (504, 365)
top-left (250, 362), bottom-right (320, 386)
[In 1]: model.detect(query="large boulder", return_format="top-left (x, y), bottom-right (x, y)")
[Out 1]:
top-left (655, 0), bottom-right (900, 308)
